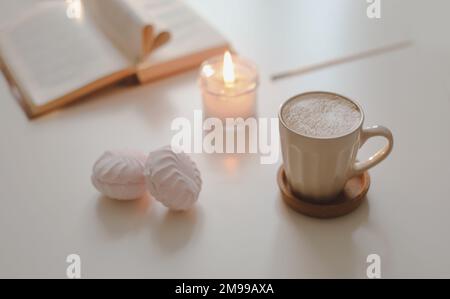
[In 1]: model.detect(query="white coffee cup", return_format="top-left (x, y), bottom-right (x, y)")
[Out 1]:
top-left (279, 91), bottom-right (393, 201)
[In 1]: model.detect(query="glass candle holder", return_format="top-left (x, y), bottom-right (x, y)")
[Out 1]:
top-left (199, 53), bottom-right (259, 121)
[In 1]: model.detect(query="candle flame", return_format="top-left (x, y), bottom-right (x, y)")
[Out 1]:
top-left (223, 51), bottom-right (235, 85)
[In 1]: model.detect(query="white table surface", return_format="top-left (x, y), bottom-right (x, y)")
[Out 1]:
top-left (1, 0), bottom-right (450, 278)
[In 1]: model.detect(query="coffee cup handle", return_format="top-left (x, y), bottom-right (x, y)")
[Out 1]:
top-left (351, 125), bottom-right (394, 177)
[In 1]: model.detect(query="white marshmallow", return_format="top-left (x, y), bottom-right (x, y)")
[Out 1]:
top-left (144, 146), bottom-right (202, 211)
top-left (91, 150), bottom-right (147, 200)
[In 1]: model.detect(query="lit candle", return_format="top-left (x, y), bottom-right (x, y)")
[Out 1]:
top-left (199, 51), bottom-right (258, 121)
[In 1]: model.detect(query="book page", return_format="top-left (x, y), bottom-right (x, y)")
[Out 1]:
top-left (0, 0), bottom-right (41, 28)
top-left (83, 0), bottom-right (153, 63)
top-left (0, 1), bottom-right (132, 107)
top-left (134, 0), bottom-right (228, 66)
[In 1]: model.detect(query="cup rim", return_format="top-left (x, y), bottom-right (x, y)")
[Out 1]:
top-left (279, 91), bottom-right (365, 140)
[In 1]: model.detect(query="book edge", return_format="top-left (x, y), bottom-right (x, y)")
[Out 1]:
top-left (0, 55), bottom-right (135, 118)
top-left (136, 44), bottom-right (230, 83)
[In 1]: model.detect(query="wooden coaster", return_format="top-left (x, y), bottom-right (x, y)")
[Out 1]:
top-left (277, 166), bottom-right (370, 219)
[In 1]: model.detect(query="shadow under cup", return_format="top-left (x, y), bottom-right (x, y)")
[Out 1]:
top-left (278, 91), bottom-right (366, 202)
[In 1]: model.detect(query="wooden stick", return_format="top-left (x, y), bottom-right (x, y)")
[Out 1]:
top-left (271, 40), bottom-right (413, 81)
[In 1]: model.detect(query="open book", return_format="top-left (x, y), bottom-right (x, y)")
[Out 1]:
top-left (0, 0), bottom-right (229, 117)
